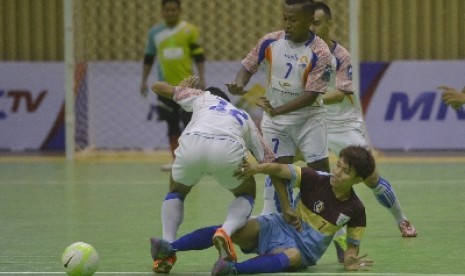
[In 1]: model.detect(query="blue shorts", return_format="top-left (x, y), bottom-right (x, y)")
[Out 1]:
top-left (256, 214), bottom-right (333, 268)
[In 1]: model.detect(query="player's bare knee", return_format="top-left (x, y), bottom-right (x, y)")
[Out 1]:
top-left (169, 181), bottom-right (192, 196)
top-left (231, 177), bottom-right (256, 198)
top-left (231, 219), bottom-right (260, 249)
top-left (283, 248), bottom-right (303, 270)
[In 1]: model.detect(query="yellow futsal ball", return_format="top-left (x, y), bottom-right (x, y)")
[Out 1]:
top-left (62, 242), bottom-right (99, 276)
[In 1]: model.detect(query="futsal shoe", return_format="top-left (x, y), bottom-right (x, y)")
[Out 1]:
top-left (153, 255), bottom-right (177, 274)
top-left (211, 258), bottom-right (237, 276)
top-left (212, 228), bottom-right (237, 262)
top-left (150, 237), bottom-right (177, 273)
top-left (399, 220), bottom-right (417, 237)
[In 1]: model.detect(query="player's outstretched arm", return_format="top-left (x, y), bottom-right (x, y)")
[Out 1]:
top-left (226, 66), bottom-right (253, 95)
top-left (151, 76), bottom-right (199, 99)
top-left (237, 161), bottom-right (292, 180)
top-left (151, 81), bottom-right (175, 99)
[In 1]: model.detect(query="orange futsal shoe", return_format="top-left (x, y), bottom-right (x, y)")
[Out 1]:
top-left (152, 255), bottom-right (177, 274)
top-left (212, 228), bottom-right (237, 262)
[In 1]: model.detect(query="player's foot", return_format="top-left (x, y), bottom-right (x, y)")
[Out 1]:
top-left (212, 228), bottom-right (237, 262)
top-left (333, 235), bottom-right (347, 263)
top-left (160, 163), bottom-right (173, 172)
top-left (150, 237), bottom-right (176, 273)
top-left (150, 237), bottom-right (174, 260)
top-left (399, 220), bottom-right (417, 237)
top-left (153, 255), bottom-right (177, 274)
top-left (211, 258), bottom-right (237, 276)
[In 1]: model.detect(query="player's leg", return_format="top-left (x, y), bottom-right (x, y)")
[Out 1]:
top-left (158, 97), bottom-right (182, 171)
top-left (213, 179), bottom-right (256, 262)
top-left (364, 170), bottom-right (417, 237)
top-left (298, 113), bottom-right (330, 173)
top-left (212, 215), bottom-right (304, 275)
top-left (154, 136), bottom-right (204, 273)
top-left (162, 134), bottom-right (205, 242)
top-left (150, 225), bottom-right (220, 274)
top-left (209, 140), bottom-right (256, 262)
top-left (259, 117), bottom-right (296, 215)
top-left (153, 177), bottom-right (192, 273)
top-left (161, 175), bottom-right (192, 242)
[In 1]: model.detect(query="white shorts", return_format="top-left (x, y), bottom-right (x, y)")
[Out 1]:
top-left (260, 112), bottom-right (328, 163)
top-left (172, 132), bottom-right (247, 190)
top-left (327, 122), bottom-right (368, 157)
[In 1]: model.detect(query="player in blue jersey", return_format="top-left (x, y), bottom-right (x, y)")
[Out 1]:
top-left (149, 76), bottom-right (282, 273)
top-left (150, 145), bottom-right (375, 275)
top-left (141, 0), bottom-right (206, 171)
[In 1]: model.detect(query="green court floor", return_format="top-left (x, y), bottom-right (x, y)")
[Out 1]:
top-left (1, 152), bottom-right (464, 275)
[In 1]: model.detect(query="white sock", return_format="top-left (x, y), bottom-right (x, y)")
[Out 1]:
top-left (372, 177), bottom-right (407, 224)
top-left (221, 196), bottom-right (254, 236)
top-left (161, 197), bottom-right (184, 242)
top-left (260, 176), bottom-right (278, 215)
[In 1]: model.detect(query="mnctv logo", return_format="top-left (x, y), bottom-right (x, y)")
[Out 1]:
top-left (0, 89), bottom-right (47, 120)
top-left (385, 91), bottom-right (465, 121)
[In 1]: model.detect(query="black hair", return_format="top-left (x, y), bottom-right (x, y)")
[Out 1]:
top-left (313, 1), bottom-right (332, 19)
top-left (285, 0), bottom-right (315, 17)
top-left (206, 87), bottom-right (230, 102)
top-left (339, 146), bottom-right (376, 180)
top-left (162, 0), bottom-right (180, 7)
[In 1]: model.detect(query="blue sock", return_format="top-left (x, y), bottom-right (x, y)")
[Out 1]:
top-left (372, 177), bottom-right (396, 208)
top-left (235, 252), bottom-right (290, 274)
top-left (171, 225), bottom-right (220, 251)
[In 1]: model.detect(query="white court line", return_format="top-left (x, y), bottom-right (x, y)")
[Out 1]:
top-left (1, 273), bottom-right (464, 276)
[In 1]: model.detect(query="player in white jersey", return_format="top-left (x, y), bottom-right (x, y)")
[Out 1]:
top-left (227, 0), bottom-right (332, 215)
top-left (311, 3), bottom-right (417, 260)
top-left (149, 76), bottom-right (280, 273)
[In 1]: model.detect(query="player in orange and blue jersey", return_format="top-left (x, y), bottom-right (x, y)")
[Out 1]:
top-left (226, 0), bottom-right (332, 216)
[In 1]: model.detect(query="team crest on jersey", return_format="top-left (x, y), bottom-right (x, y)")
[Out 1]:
top-left (347, 65), bottom-right (353, 80)
top-left (298, 56), bottom-right (309, 69)
top-left (313, 200), bottom-right (325, 214)
top-left (335, 213), bottom-right (350, 226)
top-left (321, 64), bottom-right (332, 82)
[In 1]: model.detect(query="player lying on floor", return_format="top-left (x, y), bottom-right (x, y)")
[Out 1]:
top-left (150, 145), bottom-right (375, 275)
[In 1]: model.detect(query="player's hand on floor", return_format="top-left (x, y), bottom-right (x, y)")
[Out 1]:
top-left (344, 254), bottom-right (373, 271)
